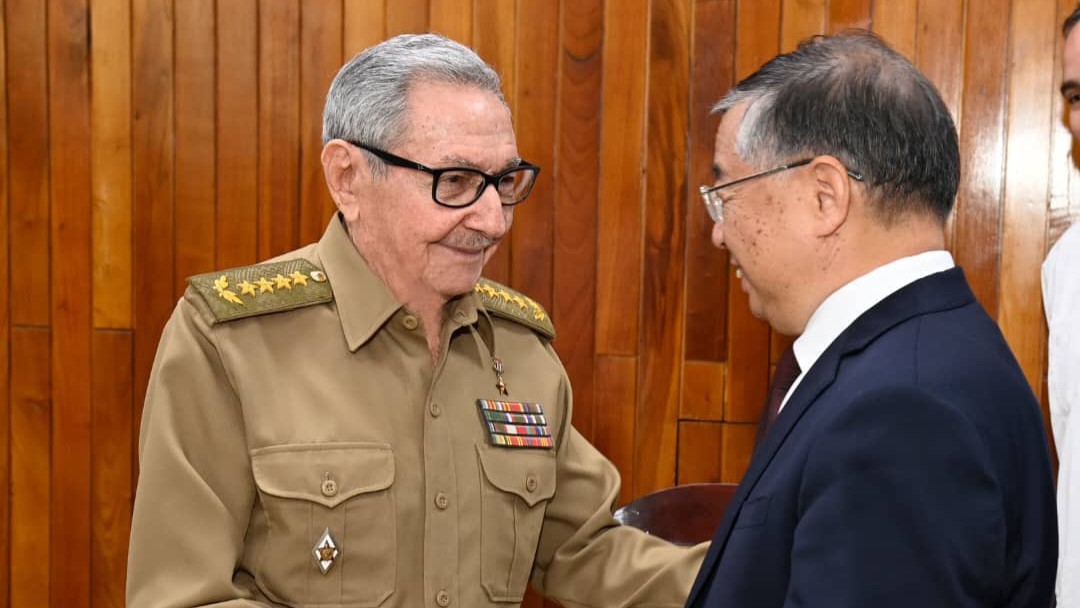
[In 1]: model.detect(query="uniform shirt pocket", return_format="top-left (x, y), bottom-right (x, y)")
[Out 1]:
top-left (476, 443), bottom-right (557, 602)
top-left (251, 442), bottom-right (396, 608)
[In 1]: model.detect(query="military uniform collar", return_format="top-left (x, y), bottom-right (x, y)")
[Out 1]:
top-left (317, 215), bottom-right (483, 351)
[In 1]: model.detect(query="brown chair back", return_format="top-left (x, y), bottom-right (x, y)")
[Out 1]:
top-left (613, 482), bottom-right (738, 546)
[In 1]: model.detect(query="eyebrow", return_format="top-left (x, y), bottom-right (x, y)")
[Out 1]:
top-left (440, 155), bottom-right (523, 172)
top-left (1061, 79), bottom-right (1080, 97)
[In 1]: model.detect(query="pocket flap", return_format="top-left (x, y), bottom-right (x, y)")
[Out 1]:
top-left (251, 442), bottom-right (394, 509)
top-left (476, 444), bottom-right (556, 507)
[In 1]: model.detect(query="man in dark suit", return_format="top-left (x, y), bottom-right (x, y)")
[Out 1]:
top-left (686, 31), bottom-right (1057, 607)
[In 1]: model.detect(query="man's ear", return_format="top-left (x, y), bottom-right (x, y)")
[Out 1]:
top-left (808, 155), bottom-right (854, 237)
top-left (321, 140), bottom-right (363, 220)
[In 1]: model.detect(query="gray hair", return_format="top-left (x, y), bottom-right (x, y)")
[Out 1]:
top-left (714, 31), bottom-right (960, 224)
top-left (322, 33), bottom-right (506, 177)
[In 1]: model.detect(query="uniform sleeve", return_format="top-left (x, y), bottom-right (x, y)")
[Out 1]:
top-left (126, 296), bottom-right (268, 607)
top-left (529, 372), bottom-right (707, 608)
top-left (785, 386), bottom-right (1012, 608)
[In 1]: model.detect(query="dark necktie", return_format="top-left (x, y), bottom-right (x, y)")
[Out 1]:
top-left (755, 346), bottom-right (801, 445)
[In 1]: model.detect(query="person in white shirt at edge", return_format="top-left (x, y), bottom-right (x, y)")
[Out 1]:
top-left (1049, 6), bottom-right (1080, 606)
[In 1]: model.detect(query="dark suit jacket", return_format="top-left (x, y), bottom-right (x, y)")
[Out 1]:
top-left (686, 268), bottom-right (1057, 608)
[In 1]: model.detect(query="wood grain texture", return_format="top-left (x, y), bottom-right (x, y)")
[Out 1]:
top-left (6, 0), bottom-right (50, 327)
top-left (735, 0), bottom-right (781, 79)
top-left (343, 0), bottom-right (385, 58)
top-left (90, 0), bottom-right (132, 329)
top-left (720, 422), bottom-right (756, 482)
top-left (1001, 0), bottom-right (1055, 398)
top-left (510, 0), bottom-right (558, 311)
top-left (636, 0), bottom-right (691, 496)
top-left (596, 0), bottom-right (647, 355)
top-left (48, 0), bottom-right (93, 603)
top-left (677, 420), bottom-right (724, 484)
top-left (0, 2), bottom-right (10, 601)
top-left (175, 0), bottom-right (217, 293)
top-left (430, 0), bottom-right (472, 42)
top-left (91, 331), bottom-right (132, 608)
top-left (954, 0), bottom-right (1009, 318)
top-left (216, 0), bottom-right (259, 269)
top-left (386, 0), bottom-right (428, 36)
top-left (915, 0), bottom-right (966, 127)
top-left (553, 0), bottom-right (603, 439)
top-left (685, 0), bottom-right (734, 362)
top-left (827, 0), bottom-right (871, 32)
top-left (132, 0), bottom-right (175, 443)
top-left (299, 0), bottom-right (343, 245)
top-left (780, 0), bottom-right (825, 52)
top-left (681, 360), bottom-right (725, 421)
top-left (258, 0), bottom-right (302, 259)
top-left (593, 355), bottom-right (638, 505)
top-left (10, 328), bottom-right (50, 605)
top-left (871, 0), bottom-right (916, 60)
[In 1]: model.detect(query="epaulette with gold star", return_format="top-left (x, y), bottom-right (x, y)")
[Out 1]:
top-left (473, 278), bottom-right (555, 340)
top-left (188, 259), bottom-right (333, 324)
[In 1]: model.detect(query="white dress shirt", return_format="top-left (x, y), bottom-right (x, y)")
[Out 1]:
top-left (1044, 222), bottom-right (1080, 608)
top-left (779, 250), bottom-right (956, 412)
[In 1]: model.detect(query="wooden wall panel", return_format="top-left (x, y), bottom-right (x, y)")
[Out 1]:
top-left (553, 0), bottom-right (603, 437)
top-left (6, 0), bottom-right (49, 327)
top-left (1, 0), bottom-right (1071, 601)
top-left (175, 0), bottom-right (217, 292)
top-left (216, 0), bottom-right (259, 270)
top-left (48, 0), bottom-right (93, 604)
top-left (90, 0), bottom-right (132, 329)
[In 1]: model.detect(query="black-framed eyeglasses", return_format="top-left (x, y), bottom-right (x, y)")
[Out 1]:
top-left (349, 141), bottom-right (541, 208)
top-left (698, 158), bottom-right (864, 223)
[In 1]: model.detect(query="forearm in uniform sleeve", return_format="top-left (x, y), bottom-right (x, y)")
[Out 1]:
top-left (126, 297), bottom-right (268, 607)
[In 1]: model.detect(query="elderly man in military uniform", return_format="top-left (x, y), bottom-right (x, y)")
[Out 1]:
top-left (126, 33), bottom-right (704, 607)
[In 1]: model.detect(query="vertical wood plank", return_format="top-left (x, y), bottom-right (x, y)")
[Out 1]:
top-left (871, 0), bottom-right (917, 60)
top-left (724, 0), bottom-right (779, 424)
top-left (300, 0), bottom-right (344, 244)
top-left (386, 0), bottom-right (428, 36)
top-left (915, 1), bottom-right (966, 130)
top-left (10, 329), bottom-right (51, 605)
top-left (593, 355), bottom-right (637, 504)
top-left (1001, 0), bottom-right (1055, 397)
top-left (780, 0), bottom-right (826, 52)
top-left (827, 0), bottom-right (871, 31)
top-left (596, 0), bottom-right (647, 355)
top-left (685, 0), bottom-right (735, 362)
top-left (343, 0), bottom-right (385, 58)
top-left (677, 421), bottom-right (723, 484)
top-left (636, 0), bottom-right (691, 496)
top-left (90, 0), bottom-right (133, 329)
top-left (91, 331), bottom-right (132, 608)
top-left (472, 0), bottom-right (517, 284)
top-left (720, 422), bottom-right (755, 482)
top-left (0, 0), bottom-right (10, 600)
top-left (554, 0), bottom-right (602, 439)
top-left (511, 0), bottom-right (558, 309)
top-left (49, 0), bottom-right (93, 604)
top-left (681, 360), bottom-right (725, 420)
top-left (175, 0), bottom-right (217, 292)
top-left (259, 0), bottom-right (302, 259)
top-left (132, 0), bottom-right (175, 439)
top-left (1049, 0), bottom-right (1075, 227)
top-left (953, 0), bottom-right (1009, 318)
top-left (216, 0), bottom-right (259, 269)
top-left (430, 0), bottom-right (473, 42)
top-left (6, 0), bottom-right (50, 327)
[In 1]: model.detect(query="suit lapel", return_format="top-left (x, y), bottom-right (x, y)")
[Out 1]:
top-left (684, 268), bottom-right (974, 607)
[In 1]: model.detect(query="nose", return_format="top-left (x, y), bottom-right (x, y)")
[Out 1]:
top-left (463, 183), bottom-right (510, 238)
top-left (710, 219), bottom-right (725, 249)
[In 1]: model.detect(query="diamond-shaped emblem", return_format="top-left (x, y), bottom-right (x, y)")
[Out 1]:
top-left (312, 527), bottom-right (340, 574)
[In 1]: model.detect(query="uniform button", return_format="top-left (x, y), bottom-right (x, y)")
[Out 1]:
top-left (321, 478), bottom-right (338, 497)
top-left (402, 314), bottom-right (419, 330)
top-left (525, 475), bottom-right (538, 493)
top-left (436, 590), bottom-right (451, 607)
top-left (434, 492), bottom-right (450, 510)
top-left (429, 401), bottom-right (442, 417)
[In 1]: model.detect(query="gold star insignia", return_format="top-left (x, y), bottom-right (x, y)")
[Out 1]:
top-left (219, 289), bottom-right (244, 306)
top-left (273, 274), bottom-right (293, 290)
top-left (238, 281), bottom-right (257, 297)
top-left (512, 295), bottom-right (527, 309)
top-left (255, 277), bottom-right (275, 293)
top-left (213, 275), bottom-right (229, 292)
top-left (319, 541), bottom-right (336, 561)
top-left (498, 290), bottom-right (513, 302)
top-left (289, 271), bottom-right (308, 286)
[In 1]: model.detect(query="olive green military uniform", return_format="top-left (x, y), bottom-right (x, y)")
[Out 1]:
top-left (127, 216), bottom-right (705, 608)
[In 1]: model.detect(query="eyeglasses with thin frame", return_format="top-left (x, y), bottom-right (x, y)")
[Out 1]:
top-left (698, 158), bottom-right (864, 223)
top-left (349, 141), bottom-right (541, 208)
